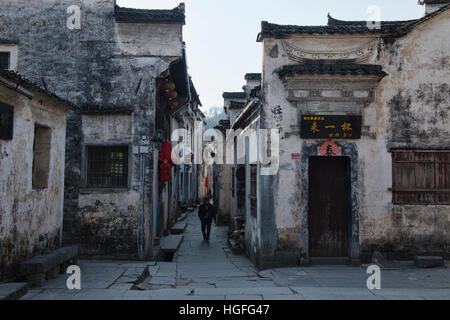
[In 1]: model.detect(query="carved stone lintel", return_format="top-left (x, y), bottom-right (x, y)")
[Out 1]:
top-left (281, 38), bottom-right (380, 63)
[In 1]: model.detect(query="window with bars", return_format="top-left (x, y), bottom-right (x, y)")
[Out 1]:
top-left (392, 150), bottom-right (450, 205)
top-left (0, 52), bottom-right (10, 70)
top-left (250, 164), bottom-right (257, 217)
top-left (86, 146), bottom-right (128, 188)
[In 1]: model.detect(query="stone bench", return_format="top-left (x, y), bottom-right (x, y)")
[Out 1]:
top-left (170, 221), bottom-right (187, 235)
top-left (415, 256), bottom-right (445, 268)
top-left (160, 235), bottom-right (183, 261)
top-left (20, 245), bottom-right (79, 287)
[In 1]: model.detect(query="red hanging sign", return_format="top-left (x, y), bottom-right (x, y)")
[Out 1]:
top-left (159, 141), bottom-right (173, 184)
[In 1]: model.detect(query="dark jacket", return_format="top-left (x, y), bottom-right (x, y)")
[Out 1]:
top-left (198, 203), bottom-right (216, 223)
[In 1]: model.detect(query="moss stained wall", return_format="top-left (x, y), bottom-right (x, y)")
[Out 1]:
top-left (0, 0), bottom-right (184, 258)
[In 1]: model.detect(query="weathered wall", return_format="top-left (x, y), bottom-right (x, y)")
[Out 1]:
top-left (0, 0), bottom-right (183, 257)
top-left (116, 23), bottom-right (182, 57)
top-left (0, 88), bottom-right (68, 281)
top-left (214, 162), bottom-right (232, 225)
top-left (361, 11), bottom-right (450, 258)
top-left (257, 11), bottom-right (450, 266)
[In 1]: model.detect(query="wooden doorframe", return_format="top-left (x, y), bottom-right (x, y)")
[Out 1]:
top-left (308, 156), bottom-right (351, 258)
top-left (299, 142), bottom-right (361, 264)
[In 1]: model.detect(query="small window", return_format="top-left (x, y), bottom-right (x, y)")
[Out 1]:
top-left (249, 164), bottom-right (257, 217)
top-left (392, 150), bottom-right (450, 205)
top-left (87, 146), bottom-right (128, 188)
top-left (0, 102), bottom-right (14, 140)
top-left (0, 52), bottom-right (10, 70)
top-left (33, 125), bottom-right (52, 189)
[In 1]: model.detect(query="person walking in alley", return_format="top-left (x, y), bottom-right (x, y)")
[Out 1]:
top-left (198, 197), bottom-right (216, 241)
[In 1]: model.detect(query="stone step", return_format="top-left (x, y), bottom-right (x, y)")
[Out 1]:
top-left (178, 213), bottom-right (188, 222)
top-left (171, 221), bottom-right (187, 235)
top-left (415, 256), bottom-right (445, 268)
top-left (0, 282), bottom-right (28, 300)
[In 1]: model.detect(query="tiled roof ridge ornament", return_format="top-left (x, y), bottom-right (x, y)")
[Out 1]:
top-left (275, 62), bottom-right (388, 79)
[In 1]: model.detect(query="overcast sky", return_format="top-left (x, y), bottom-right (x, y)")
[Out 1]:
top-left (117, 0), bottom-right (424, 113)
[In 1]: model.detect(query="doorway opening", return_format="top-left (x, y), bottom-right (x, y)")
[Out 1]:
top-left (308, 156), bottom-right (351, 258)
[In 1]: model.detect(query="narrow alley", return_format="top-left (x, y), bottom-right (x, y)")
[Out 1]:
top-left (1, 1), bottom-right (449, 305)
top-left (16, 207), bottom-right (450, 301)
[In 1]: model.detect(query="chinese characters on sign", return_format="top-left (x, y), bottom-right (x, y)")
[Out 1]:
top-left (300, 115), bottom-right (362, 139)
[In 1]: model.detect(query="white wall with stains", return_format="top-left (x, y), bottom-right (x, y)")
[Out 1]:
top-left (256, 10), bottom-right (450, 265)
top-left (0, 87), bottom-right (69, 281)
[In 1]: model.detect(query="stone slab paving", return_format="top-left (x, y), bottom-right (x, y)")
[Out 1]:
top-left (0, 282), bottom-right (28, 300)
top-left (20, 208), bottom-right (450, 300)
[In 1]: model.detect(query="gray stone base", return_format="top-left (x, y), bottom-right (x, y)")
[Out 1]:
top-left (26, 273), bottom-right (45, 287)
top-left (257, 252), bottom-right (301, 270)
top-left (351, 259), bottom-right (362, 267)
top-left (0, 283), bottom-right (28, 300)
top-left (46, 266), bottom-right (61, 279)
top-left (415, 256), bottom-right (445, 268)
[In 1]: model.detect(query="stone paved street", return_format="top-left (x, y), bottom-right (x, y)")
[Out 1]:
top-left (21, 209), bottom-right (450, 300)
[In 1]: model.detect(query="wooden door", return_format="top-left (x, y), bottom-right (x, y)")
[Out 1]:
top-left (308, 156), bottom-right (350, 257)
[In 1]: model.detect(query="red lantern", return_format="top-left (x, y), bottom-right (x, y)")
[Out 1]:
top-left (205, 177), bottom-right (209, 189)
top-left (162, 80), bottom-right (175, 92)
top-left (168, 100), bottom-right (179, 109)
top-left (164, 90), bottom-right (178, 100)
top-left (159, 141), bottom-right (173, 184)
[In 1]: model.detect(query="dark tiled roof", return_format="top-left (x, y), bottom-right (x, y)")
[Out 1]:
top-left (327, 14), bottom-right (417, 27)
top-left (218, 120), bottom-right (230, 127)
top-left (420, 0), bottom-right (450, 4)
top-left (214, 119), bottom-right (230, 131)
top-left (229, 101), bottom-right (245, 109)
top-left (275, 62), bottom-right (388, 78)
top-left (189, 77), bottom-right (202, 107)
top-left (0, 39), bottom-right (18, 44)
top-left (114, 4), bottom-right (185, 24)
top-left (258, 3), bottom-right (450, 40)
top-left (0, 69), bottom-right (77, 110)
top-left (244, 73), bottom-right (261, 81)
top-left (223, 92), bottom-right (246, 99)
top-left (233, 87), bottom-right (262, 130)
top-left (258, 21), bottom-right (405, 40)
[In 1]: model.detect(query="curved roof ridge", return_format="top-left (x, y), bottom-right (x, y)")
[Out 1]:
top-left (114, 3), bottom-right (185, 24)
top-left (327, 13), bottom-right (418, 26)
top-left (258, 4), bottom-right (450, 41)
